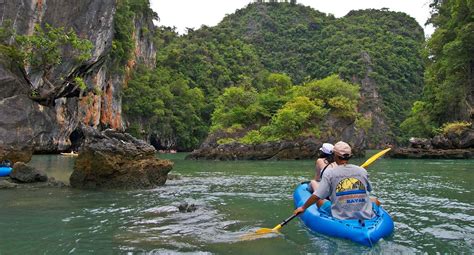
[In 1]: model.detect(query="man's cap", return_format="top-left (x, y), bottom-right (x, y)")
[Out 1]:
top-left (319, 143), bottom-right (334, 154)
top-left (333, 141), bottom-right (352, 157)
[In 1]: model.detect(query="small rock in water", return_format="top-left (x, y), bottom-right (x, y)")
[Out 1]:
top-left (178, 203), bottom-right (197, 213)
top-left (167, 174), bottom-right (182, 180)
top-left (10, 162), bottom-right (48, 183)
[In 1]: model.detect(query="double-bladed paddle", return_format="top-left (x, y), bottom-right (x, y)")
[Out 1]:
top-left (251, 148), bottom-right (392, 236)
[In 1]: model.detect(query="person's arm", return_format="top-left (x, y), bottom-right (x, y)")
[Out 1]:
top-left (314, 158), bottom-right (325, 181)
top-left (295, 173), bottom-right (331, 214)
top-left (314, 160), bottom-right (320, 181)
top-left (294, 194), bottom-right (322, 215)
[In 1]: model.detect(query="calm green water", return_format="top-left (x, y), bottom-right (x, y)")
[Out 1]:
top-left (0, 153), bottom-right (473, 254)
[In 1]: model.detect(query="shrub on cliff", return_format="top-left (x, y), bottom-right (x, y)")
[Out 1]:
top-left (292, 74), bottom-right (359, 119)
top-left (262, 96), bottom-right (327, 139)
top-left (0, 21), bottom-right (93, 102)
top-left (441, 121), bottom-right (472, 136)
top-left (215, 75), bottom-right (360, 144)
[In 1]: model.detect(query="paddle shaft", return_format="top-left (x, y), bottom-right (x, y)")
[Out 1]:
top-left (279, 213), bottom-right (299, 227)
top-left (272, 213), bottom-right (300, 231)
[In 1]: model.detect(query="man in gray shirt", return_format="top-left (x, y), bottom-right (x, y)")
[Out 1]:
top-left (294, 141), bottom-right (374, 220)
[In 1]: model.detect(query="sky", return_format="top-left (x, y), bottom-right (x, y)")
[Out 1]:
top-left (150, 0), bottom-right (435, 37)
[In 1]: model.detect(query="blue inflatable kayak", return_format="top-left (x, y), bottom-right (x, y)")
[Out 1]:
top-left (293, 182), bottom-right (394, 247)
top-left (0, 166), bottom-right (12, 177)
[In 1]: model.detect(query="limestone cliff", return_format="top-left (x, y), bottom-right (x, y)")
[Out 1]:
top-left (0, 0), bottom-right (157, 159)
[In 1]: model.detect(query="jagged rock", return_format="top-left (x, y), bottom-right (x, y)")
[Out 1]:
top-left (430, 128), bottom-right (474, 149)
top-left (390, 148), bottom-right (473, 159)
top-left (70, 126), bottom-right (173, 189)
top-left (0, 146), bottom-right (33, 164)
top-left (187, 137), bottom-right (365, 160)
top-left (394, 127), bottom-right (474, 159)
top-left (0, 58), bottom-right (30, 100)
top-left (10, 162), bottom-right (48, 183)
top-left (459, 129), bottom-right (474, 148)
top-left (178, 203), bottom-right (197, 213)
top-left (409, 137), bottom-right (432, 149)
top-left (167, 174), bottom-right (182, 180)
top-left (431, 135), bottom-right (452, 149)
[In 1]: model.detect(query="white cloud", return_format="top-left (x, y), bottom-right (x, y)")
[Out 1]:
top-left (150, 0), bottom-right (434, 36)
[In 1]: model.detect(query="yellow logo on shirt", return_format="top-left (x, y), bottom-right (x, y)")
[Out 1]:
top-left (336, 177), bottom-right (366, 194)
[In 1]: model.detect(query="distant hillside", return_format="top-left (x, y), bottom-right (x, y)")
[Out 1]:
top-left (215, 4), bottom-right (425, 142)
top-left (123, 2), bottom-right (426, 150)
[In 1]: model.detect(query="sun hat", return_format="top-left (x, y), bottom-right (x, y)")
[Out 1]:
top-left (333, 141), bottom-right (352, 157)
top-left (319, 143), bottom-right (334, 154)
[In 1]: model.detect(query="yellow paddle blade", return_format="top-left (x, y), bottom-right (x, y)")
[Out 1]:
top-left (240, 226), bottom-right (281, 241)
top-left (255, 228), bottom-right (277, 234)
top-left (360, 148), bottom-right (391, 169)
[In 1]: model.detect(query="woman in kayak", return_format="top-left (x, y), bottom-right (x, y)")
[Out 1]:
top-left (309, 143), bottom-right (337, 193)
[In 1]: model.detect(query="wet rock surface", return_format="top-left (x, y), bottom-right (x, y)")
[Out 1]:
top-left (0, 177), bottom-right (67, 189)
top-left (391, 148), bottom-right (473, 159)
top-left (178, 203), bottom-right (197, 213)
top-left (392, 128), bottom-right (474, 159)
top-left (70, 126), bottom-right (173, 189)
top-left (10, 162), bottom-right (48, 183)
top-left (187, 136), bottom-right (365, 160)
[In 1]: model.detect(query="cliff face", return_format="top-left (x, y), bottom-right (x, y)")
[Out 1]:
top-left (0, 0), bottom-right (157, 157)
top-left (352, 52), bottom-right (391, 147)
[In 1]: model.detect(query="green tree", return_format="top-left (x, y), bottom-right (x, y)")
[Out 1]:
top-left (0, 22), bottom-right (93, 103)
top-left (210, 86), bottom-right (261, 131)
top-left (401, 0), bottom-right (473, 137)
top-left (265, 96), bottom-right (327, 139)
top-left (123, 65), bottom-right (207, 150)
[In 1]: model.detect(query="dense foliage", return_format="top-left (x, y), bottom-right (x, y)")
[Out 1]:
top-left (324, 10), bottom-right (425, 135)
top-left (123, 65), bottom-right (207, 150)
top-left (211, 75), bottom-right (360, 144)
top-left (401, 0), bottom-right (473, 137)
top-left (123, 2), bottom-right (426, 149)
top-left (156, 26), bottom-right (266, 99)
top-left (217, 3), bottom-right (332, 84)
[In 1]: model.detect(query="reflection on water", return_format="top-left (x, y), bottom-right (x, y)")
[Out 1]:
top-left (0, 153), bottom-right (472, 254)
top-left (29, 154), bottom-right (75, 184)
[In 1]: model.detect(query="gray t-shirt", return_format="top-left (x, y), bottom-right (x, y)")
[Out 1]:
top-left (314, 163), bottom-right (374, 220)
